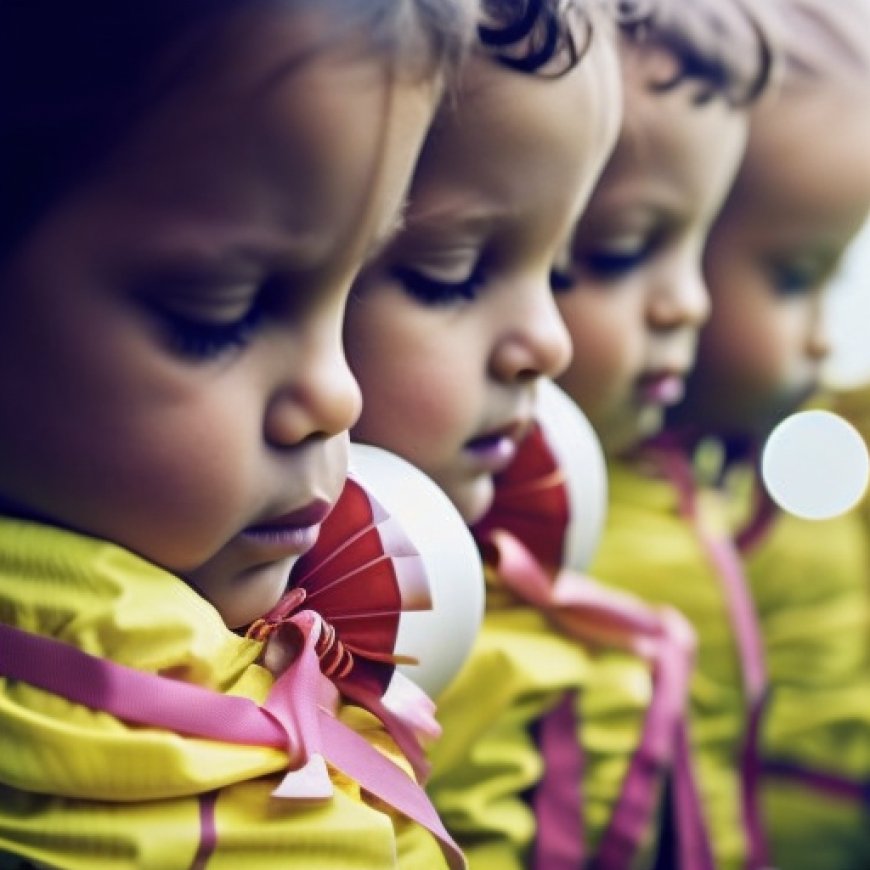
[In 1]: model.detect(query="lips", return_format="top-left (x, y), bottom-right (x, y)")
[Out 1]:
top-left (464, 420), bottom-right (530, 474)
top-left (637, 371), bottom-right (685, 406)
top-left (241, 499), bottom-right (333, 559)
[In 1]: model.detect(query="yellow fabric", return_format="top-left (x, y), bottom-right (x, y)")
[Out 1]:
top-left (0, 518), bottom-right (448, 869)
top-left (736, 468), bottom-right (870, 870)
top-left (427, 579), bottom-right (655, 869)
top-left (832, 382), bottom-right (870, 534)
top-left (589, 460), bottom-right (749, 870)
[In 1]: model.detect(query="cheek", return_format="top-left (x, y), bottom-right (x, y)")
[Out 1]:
top-left (95, 393), bottom-right (259, 552)
top-left (702, 295), bottom-right (786, 390)
top-left (557, 298), bottom-right (642, 410)
top-left (0, 380), bottom-right (259, 573)
top-left (350, 336), bottom-right (478, 466)
top-left (695, 319), bottom-right (798, 434)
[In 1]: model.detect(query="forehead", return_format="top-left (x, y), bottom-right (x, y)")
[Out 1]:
top-left (590, 59), bottom-right (748, 224)
top-left (727, 90), bottom-right (870, 247)
top-left (76, 7), bottom-right (434, 272)
top-left (403, 33), bottom-right (621, 231)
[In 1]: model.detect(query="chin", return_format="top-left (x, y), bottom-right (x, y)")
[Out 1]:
top-left (213, 559), bottom-right (296, 630)
top-left (450, 480), bottom-right (495, 527)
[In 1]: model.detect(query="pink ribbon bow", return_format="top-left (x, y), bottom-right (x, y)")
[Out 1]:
top-left (246, 475), bottom-right (441, 784)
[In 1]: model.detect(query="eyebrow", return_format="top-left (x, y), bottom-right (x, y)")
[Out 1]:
top-left (360, 196), bottom-right (505, 263)
top-left (129, 223), bottom-right (334, 276)
top-left (403, 199), bottom-right (506, 236)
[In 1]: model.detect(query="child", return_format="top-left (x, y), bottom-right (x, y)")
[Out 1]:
top-left (551, 1), bottom-right (774, 866)
top-left (666, 1), bottom-right (870, 866)
top-left (345, 2), bottom-right (700, 867)
top-left (0, 1), bottom-right (474, 867)
top-left (345, 0), bottom-right (619, 523)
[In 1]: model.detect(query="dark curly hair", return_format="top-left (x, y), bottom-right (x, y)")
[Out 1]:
top-left (476, 0), bottom-right (602, 76)
top-left (0, 0), bottom-right (472, 261)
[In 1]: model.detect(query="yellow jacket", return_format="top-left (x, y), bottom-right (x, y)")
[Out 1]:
top-left (427, 420), bottom-right (707, 870)
top-left (832, 382), bottom-right (870, 534)
top-left (589, 459), bottom-right (753, 870)
top-left (0, 518), bottom-right (450, 869)
top-left (736, 462), bottom-right (870, 870)
top-left (427, 569), bottom-right (672, 869)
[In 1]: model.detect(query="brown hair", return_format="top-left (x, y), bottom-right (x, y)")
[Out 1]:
top-left (772, 0), bottom-right (870, 88)
top-left (0, 0), bottom-right (473, 261)
top-left (614, 0), bottom-right (775, 105)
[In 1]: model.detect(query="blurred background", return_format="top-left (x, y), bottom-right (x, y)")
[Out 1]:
top-left (824, 215), bottom-right (870, 389)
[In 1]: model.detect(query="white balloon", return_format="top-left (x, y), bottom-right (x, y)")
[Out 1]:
top-left (348, 443), bottom-right (484, 699)
top-left (535, 380), bottom-right (609, 570)
top-left (761, 409), bottom-right (870, 520)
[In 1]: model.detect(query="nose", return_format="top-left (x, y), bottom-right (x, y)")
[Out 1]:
top-left (647, 255), bottom-right (710, 332)
top-left (491, 284), bottom-right (573, 383)
top-left (264, 330), bottom-right (363, 449)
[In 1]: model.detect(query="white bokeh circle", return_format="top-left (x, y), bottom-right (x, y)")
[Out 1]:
top-left (760, 410), bottom-right (870, 520)
top-left (535, 379), bottom-right (608, 569)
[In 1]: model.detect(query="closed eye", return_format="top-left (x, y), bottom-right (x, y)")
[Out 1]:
top-left (770, 263), bottom-right (826, 297)
top-left (391, 264), bottom-right (485, 307)
top-left (159, 304), bottom-right (266, 360)
top-left (582, 246), bottom-right (650, 278)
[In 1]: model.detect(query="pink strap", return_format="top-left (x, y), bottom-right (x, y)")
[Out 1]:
top-left (672, 719), bottom-right (715, 867)
top-left (487, 531), bottom-right (712, 868)
top-left (190, 792), bottom-right (219, 870)
top-left (651, 447), bottom-right (771, 870)
top-left (763, 758), bottom-right (870, 806)
top-left (0, 620), bottom-right (286, 746)
top-left (594, 617), bottom-right (714, 870)
top-left (0, 621), bottom-right (465, 870)
top-left (727, 465), bottom-right (870, 819)
top-left (734, 472), bottom-right (779, 555)
top-left (532, 690), bottom-right (585, 870)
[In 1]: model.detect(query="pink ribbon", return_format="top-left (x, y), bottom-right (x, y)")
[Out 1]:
top-left (470, 422), bottom-right (712, 868)
top-left (246, 474), bottom-right (441, 784)
top-left (0, 476), bottom-right (464, 865)
top-left (0, 617), bottom-right (465, 868)
top-left (532, 689), bottom-right (586, 869)
top-left (248, 588), bottom-right (440, 786)
top-left (484, 529), bottom-right (713, 870)
top-left (647, 441), bottom-right (771, 870)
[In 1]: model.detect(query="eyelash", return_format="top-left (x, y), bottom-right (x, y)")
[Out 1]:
top-left (549, 268), bottom-right (575, 293)
top-left (583, 246), bottom-right (650, 278)
top-left (391, 265), bottom-right (485, 307)
top-left (162, 305), bottom-right (266, 361)
top-left (549, 241), bottom-right (654, 290)
top-left (772, 265), bottom-right (820, 297)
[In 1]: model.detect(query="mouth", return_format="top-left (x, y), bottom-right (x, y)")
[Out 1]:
top-left (636, 371), bottom-right (686, 407)
top-left (463, 420), bottom-right (531, 474)
top-left (240, 499), bottom-right (333, 560)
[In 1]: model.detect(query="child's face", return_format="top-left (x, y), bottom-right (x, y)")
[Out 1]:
top-left (345, 39), bottom-right (621, 523)
top-left (679, 88), bottom-right (870, 438)
top-left (0, 8), bottom-right (438, 628)
top-left (554, 47), bottom-right (748, 456)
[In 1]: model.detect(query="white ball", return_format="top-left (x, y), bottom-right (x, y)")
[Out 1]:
top-left (535, 379), bottom-right (609, 570)
top-left (348, 443), bottom-right (484, 698)
top-left (761, 409), bottom-right (870, 520)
